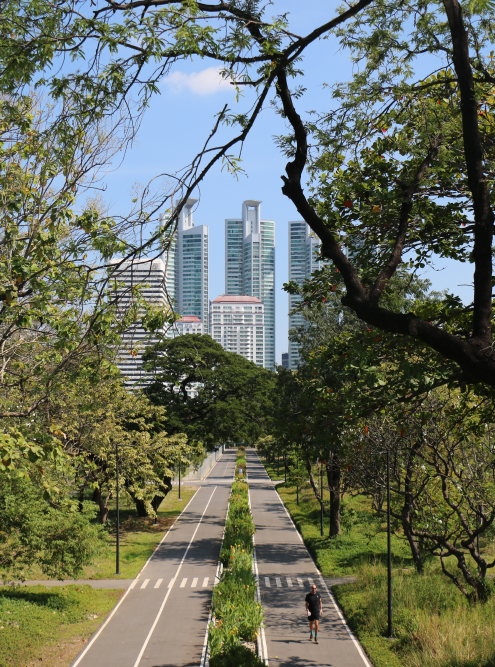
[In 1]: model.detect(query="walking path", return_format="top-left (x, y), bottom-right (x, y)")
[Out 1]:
top-left (247, 449), bottom-right (371, 667)
top-left (70, 450), bottom-right (235, 667)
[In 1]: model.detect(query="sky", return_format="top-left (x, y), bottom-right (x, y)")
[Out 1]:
top-left (99, 1), bottom-right (475, 364)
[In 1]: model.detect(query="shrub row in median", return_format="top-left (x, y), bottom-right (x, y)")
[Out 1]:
top-left (208, 450), bottom-right (264, 667)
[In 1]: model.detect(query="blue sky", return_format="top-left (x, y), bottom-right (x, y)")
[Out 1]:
top-left (100, 1), bottom-right (474, 363)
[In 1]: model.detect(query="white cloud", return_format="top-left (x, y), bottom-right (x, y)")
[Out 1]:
top-left (163, 67), bottom-right (235, 96)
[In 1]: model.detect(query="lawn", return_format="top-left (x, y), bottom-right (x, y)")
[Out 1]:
top-left (0, 584), bottom-right (123, 667)
top-left (259, 456), bottom-right (495, 667)
top-left (26, 486), bottom-right (197, 580)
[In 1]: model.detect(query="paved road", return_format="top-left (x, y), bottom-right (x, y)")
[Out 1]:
top-left (247, 450), bottom-right (371, 667)
top-left (71, 451), bottom-right (235, 667)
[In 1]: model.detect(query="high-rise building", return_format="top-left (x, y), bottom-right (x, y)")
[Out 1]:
top-left (109, 257), bottom-right (167, 384)
top-left (225, 201), bottom-right (275, 369)
top-left (210, 295), bottom-right (265, 366)
top-left (288, 221), bottom-right (325, 370)
top-left (281, 352), bottom-right (289, 369)
top-left (162, 198), bottom-right (209, 334)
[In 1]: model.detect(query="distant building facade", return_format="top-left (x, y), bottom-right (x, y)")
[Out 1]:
top-left (281, 352), bottom-right (289, 370)
top-left (225, 201), bottom-right (275, 369)
top-left (209, 295), bottom-right (265, 366)
top-left (288, 221), bottom-right (326, 370)
top-left (110, 257), bottom-right (167, 384)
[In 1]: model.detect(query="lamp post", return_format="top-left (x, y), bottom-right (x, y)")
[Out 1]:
top-left (320, 459), bottom-right (325, 537)
top-left (376, 450), bottom-right (392, 637)
top-left (115, 440), bottom-right (120, 575)
top-left (178, 460), bottom-right (181, 501)
top-left (284, 453), bottom-right (287, 484)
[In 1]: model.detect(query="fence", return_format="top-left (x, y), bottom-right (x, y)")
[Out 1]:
top-left (172, 444), bottom-right (226, 483)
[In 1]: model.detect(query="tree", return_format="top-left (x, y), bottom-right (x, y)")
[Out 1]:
top-left (144, 334), bottom-right (276, 447)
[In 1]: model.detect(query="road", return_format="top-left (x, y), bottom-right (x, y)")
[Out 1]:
top-left (247, 450), bottom-right (371, 667)
top-left (71, 450), bottom-right (235, 667)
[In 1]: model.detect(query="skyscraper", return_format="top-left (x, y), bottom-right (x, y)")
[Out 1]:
top-left (164, 198), bottom-right (209, 333)
top-left (225, 201), bottom-right (275, 369)
top-left (110, 257), bottom-right (167, 384)
top-left (288, 221), bottom-right (325, 370)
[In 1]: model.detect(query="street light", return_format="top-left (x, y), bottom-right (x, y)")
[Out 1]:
top-left (178, 459), bottom-right (181, 501)
top-left (376, 450), bottom-right (392, 638)
top-left (115, 440), bottom-right (120, 575)
top-left (320, 459), bottom-right (325, 537)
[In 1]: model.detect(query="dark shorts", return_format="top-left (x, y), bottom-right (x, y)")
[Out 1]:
top-left (308, 613), bottom-right (320, 622)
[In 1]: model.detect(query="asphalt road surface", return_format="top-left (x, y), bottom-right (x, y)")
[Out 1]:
top-left (71, 450), bottom-right (235, 667)
top-left (247, 450), bottom-right (371, 667)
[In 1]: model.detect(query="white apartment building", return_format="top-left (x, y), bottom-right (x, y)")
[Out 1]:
top-left (209, 295), bottom-right (265, 367)
top-left (225, 201), bottom-right (275, 369)
top-left (288, 221), bottom-right (326, 370)
top-left (109, 257), bottom-right (167, 384)
top-left (174, 315), bottom-right (203, 335)
top-left (163, 198), bottom-right (208, 333)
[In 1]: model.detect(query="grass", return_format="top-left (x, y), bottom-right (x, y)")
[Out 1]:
top-left (259, 456), bottom-right (495, 667)
top-left (25, 486), bottom-right (197, 580)
top-left (0, 584), bottom-right (123, 667)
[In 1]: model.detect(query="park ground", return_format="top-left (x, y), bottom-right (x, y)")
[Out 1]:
top-left (0, 486), bottom-right (196, 667)
top-left (261, 458), bottom-right (495, 667)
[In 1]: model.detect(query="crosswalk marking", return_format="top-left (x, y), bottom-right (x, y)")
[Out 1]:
top-left (308, 578), bottom-right (314, 586)
top-left (154, 579), bottom-right (163, 589)
top-left (140, 579), bottom-right (149, 589)
top-left (180, 578), bottom-right (188, 588)
top-left (264, 577), bottom-right (270, 587)
top-left (168, 579), bottom-right (174, 588)
top-left (275, 577), bottom-right (282, 588)
top-left (202, 577), bottom-right (209, 587)
top-left (286, 578), bottom-right (292, 587)
top-left (297, 578), bottom-right (303, 587)
top-left (129, 579), bottom-right (137, 590)
top-left (191, 578), bottom-right (198, 588)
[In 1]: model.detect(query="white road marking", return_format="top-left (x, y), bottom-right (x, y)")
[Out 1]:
top-left (133, 486), bottom-right (218, 667)
top-left (264, 577), bottom-right (270, 587)
top-left (286, 577), bottom-right (293, 587)
top-left (180, 578), bottom-right (188, 588)
top-left (202, 577), bottom-right (209, 587)
top-left (308, 578), bottom-right (314, 586)
top-left (297, 578), bottom-right (303, 587)
top-left (275, 577), bottom-right (282, 588)
top-left (140, 579), bottom-right (149, 589)
top-left (168, 579), bottom-right (174, 588)
top-left (191, 578), bottom-right (198, 588)
top-left (129, 580), bottom-right (137, 590)
top-left (154, 579), bottom-right (162, 589)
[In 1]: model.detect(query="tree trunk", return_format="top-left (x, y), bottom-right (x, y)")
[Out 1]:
top-left (93, 487), bottom-right (110, 524)
top-left (326, 451), bottom-right (341, 537)
top-left (305, 459), bottom-right (322, 502)
top-left (134, 497), bottom-right (148, 517)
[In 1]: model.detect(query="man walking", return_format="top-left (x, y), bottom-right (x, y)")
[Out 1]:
top-left (305, 583), bottom-right (323, 643)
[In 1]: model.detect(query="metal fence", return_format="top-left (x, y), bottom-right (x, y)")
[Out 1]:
top-left (172, 445), bottom-right (226, 483)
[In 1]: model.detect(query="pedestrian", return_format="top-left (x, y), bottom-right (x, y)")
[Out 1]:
top-left (305, 583), bottom-right (322, 644)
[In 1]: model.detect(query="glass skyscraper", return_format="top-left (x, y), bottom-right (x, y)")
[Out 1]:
top-left (163, 198), bottom-right (209, 334)
top-left (288, 221), bottom-right (325, 370)
top-left (225, 200), bottom-right (275, 369)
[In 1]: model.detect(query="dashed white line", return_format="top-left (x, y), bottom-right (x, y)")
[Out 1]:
top-left (168, 579), bottom-right (174, 588)
top-left (180, 578), bottom-right (188, 588)
top-left (140, 579), bottom-right (150, 589)
top-left (264, 577), bottom-right (270, 587)
top-left (297, 578), bottom-right (303, 587)
top-left (202, 577), bottom-right (209, 587)
top-left (286, 577), bottom-right (293, 587)
top-left (154, 579), bottom-right (163, 589)
top-left (308, 578), bottom-right (314, 586)
top-left (191, 577), bottom-right (198, 588)
top-left (275, 577), bottom-right (282, 588)
top-left (132, 486), bottom-right (218, 667)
